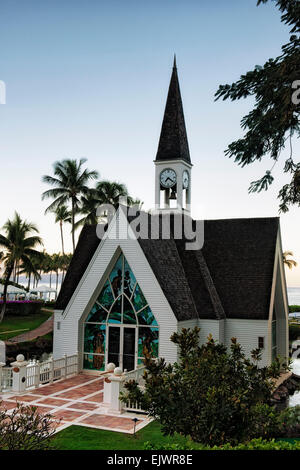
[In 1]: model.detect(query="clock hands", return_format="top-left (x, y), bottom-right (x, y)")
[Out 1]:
top-left (165, 177), bottom-right (175, 184)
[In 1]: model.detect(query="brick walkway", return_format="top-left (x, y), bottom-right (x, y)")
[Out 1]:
top-left (0, 374), bottom-right (149, 434)
top-left (6, 313), bottom-right (54, 344)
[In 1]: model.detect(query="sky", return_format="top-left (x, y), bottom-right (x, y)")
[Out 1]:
top-left (0, 0), bottom-right (300, 286)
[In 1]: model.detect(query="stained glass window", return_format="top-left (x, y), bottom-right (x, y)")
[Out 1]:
top-left (138, 327), bottom-right (159, 359)
top-left (83, 253), bottom-right (159, 370)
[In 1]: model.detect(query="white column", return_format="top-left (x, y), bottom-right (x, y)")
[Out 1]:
top-left (155, 164), bottom-right (160, 209)
top-left (109, 374), bottom-right (125, 414)
top-left (10, 354), bottom-right (29, 393)
top-left (176, 170), bottom-right (183, 210)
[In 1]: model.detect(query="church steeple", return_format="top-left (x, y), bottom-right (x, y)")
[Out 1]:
top-left (154, 58), bottom-right (192, 213)
top-left (155, 56), bottom-right (191, 164)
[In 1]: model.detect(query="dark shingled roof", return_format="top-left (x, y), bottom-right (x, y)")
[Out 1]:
top-left (155, 58), bottom-right (191, 164)
top-left (55, 213), bottom-right (279, 322)
top-left (55, 224), bottom-right (105, 311)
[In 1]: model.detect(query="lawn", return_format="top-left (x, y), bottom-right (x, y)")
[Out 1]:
top-left (0, 309), bottom-right (53, 340)
top-left (52, 421), bottom-right (202, 450)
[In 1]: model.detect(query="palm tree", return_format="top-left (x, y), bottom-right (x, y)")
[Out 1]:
top-left (51, 253), bottom-right (62, 298)
top-left (75, 180), bottom-right (141, 229)
top-left (51, 205), bottom-right (71, 255)
top-left (60, 252), bottom-right (72, 284)
top-left (42, 158), bottom-right (99, 252)
top-left (18, 252), bottom-right (43, 290)
top-left (283, 251), bottom-right (298, 270)
top-left (0, 212), bottom-right (43, 322)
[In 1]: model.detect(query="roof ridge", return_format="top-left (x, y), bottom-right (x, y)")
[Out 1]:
top-left (170, 235), bottom-right (200, 320)
top-left (194, 250), bottom-right (226, 320)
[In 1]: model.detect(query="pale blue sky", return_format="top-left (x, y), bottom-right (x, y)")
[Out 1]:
top-left (1, 0), bottom-right (300, 286)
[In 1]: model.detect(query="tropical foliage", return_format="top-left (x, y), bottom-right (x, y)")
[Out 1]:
top-left (215, 0), bottom-right (300, 212)
top-left (42, 158), bottom-right (140, 252)
top-left (0, 213), bottom-right (43, 322)
top-left (120, 327), bottom-right (289, 446)
top-left (42, 158), bottom-right (99, 252)
top-left (50, 204), bottom-right (71, 255)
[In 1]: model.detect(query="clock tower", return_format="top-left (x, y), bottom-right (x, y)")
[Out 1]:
top-left (154, 56), bottom-right (192, 213)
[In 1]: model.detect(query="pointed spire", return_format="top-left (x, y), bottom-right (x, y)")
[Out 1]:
top-left (155, 58), bottom-right (191, 163)
top-left (173, 54), bottom-right (177, 69)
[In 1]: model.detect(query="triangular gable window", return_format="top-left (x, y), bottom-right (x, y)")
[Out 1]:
top-left (86, 253), bottom-right (158, 326)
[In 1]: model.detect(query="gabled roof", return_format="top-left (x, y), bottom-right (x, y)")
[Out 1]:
top-left (55, 212), bottom-right (279, 322)
top-left (155, 57), bottom-right (191, 164)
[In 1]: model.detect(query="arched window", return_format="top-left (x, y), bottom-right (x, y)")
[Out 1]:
top-left (83, 253), bottom-right (159, 371)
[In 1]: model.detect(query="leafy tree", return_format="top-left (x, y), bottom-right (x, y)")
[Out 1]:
top-left (75, 180), bottom-right (141, 229)
top-left (0, 212), bottom-right (43, 322)
top-left (42, 159), bottom-right (98, 252)
top-left (0, 402), bottom-right (57, 450)
top-left (215, 0), bottom-right (300, 212)
top-left (121, 328), bottom-right (285, 446)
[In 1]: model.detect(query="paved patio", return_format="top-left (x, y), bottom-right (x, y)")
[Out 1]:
top-left (0, 374), bottom-right (149, 434)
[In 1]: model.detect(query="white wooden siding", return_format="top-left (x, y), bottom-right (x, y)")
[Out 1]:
top-left (225, 319), bottom-right (269, 367)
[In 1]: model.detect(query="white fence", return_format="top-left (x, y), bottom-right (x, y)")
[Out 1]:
top-left (0, 354), bottom-right (78, 393)
top-left (121, 365), bottom-right (146, 413)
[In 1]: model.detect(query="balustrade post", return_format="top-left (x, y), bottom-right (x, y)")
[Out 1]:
top-left (108, 367), bottom-right (125, 415)
top-left (35, 360), bottom-right (40, 388)
top-left (10, 355), bottom-right (29, 393)
top-left (0, 362), bottom-right (5, 392)
top-left (64, 354), bottom-right (68, 377)
top-left (76, 352), bottom-right (79, 374)
top-left (50, 357), bottom-right (54, 383)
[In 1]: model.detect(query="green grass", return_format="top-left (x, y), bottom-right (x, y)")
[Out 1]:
top-left (52, 421), bottom-right (202, 450)
top-left (0, 309), bottom-right (53, 340)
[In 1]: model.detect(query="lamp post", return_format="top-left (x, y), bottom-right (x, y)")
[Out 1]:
top-left (132, 417), bottom-right (139, 438)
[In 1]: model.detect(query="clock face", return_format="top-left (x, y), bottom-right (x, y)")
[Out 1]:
top-left (183, 170), bottom-right (189, 189)
top-left (160, 169), bottom-right (177, 188)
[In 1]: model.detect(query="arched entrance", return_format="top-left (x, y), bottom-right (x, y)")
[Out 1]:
top-left (83, 253), bottom-right (159, 372)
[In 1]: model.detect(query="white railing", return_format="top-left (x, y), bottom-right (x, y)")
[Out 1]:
top-left (0, 354), bottom-right (78, 393)
top-left (121, 365), bottom-right (146, 413)
top-left (26, 354), bottom-right (78, 389)
top-left (123, 364), bottom-right (146, 385)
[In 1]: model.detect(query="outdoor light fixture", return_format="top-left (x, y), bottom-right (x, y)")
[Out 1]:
top-left (132, 417), bottom-right (139, 438)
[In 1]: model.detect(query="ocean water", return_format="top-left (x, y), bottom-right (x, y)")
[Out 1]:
top-left (287, 287), bottom-right (300, 306)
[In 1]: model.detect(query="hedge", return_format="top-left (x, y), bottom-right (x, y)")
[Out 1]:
top-left (289, 323), bottom-right (300, 341)
top-left (289, 305), bottom-right (300, 313)
top-left (144, 437), bottom-right (300, 450)
top-left (0, 301), bottom-right (44, 316)
top-left (5, 334), bottom-right (53, 363)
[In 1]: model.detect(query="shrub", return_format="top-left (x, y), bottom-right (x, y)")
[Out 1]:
top-left (121, 328), bottom-right (287, 446)
top-left (277, 405), bottom-right (300, 438)
top-left (0, 301), bottom-right (44, 316)
top-left (143, 438), bottom-right (300, 450)
top-left (0, 402), bottom-right (58, 450)
top-left (289, 324), bottom-right (300, 341)
top-left (6, 334), bottom-right (53, 362)
top-left (289, 305), bottom-right (300, 313)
